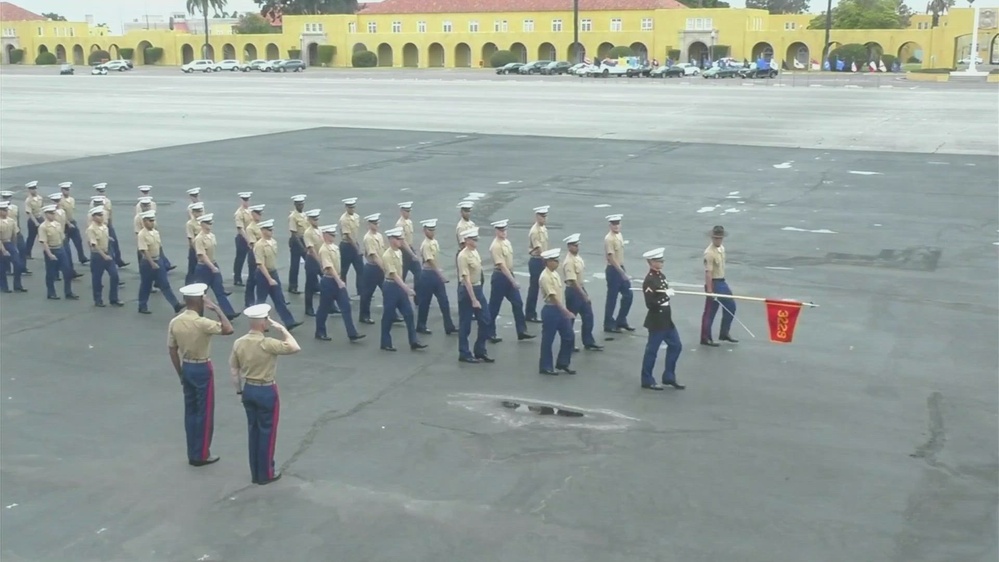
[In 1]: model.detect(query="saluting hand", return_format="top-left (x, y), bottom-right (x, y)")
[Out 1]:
top-left (204, 298), bottom-right (219, 312)
top-left (268, 317), bottom-right (285, 330)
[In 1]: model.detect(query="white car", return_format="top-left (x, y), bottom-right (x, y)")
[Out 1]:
top-left (673, 63), bottom-right (701, 76)
top-left (958, 56), bottom-right (984, 65)
top-left (215, 59), bottom-right (249, 72)
top-left (181, 59), bottom-right (216, 73)
top-left (103, 60), bottom-right (129, 72)
top-left (91, 64), bottom-right (108, 75)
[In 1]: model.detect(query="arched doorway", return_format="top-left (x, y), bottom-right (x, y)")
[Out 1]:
top-left (377, 43), bottom-right (393, 66)
top-left (751, 42), bottom-right (774, 61)
top-left (481, 42), bottom-right (497, 65)
top-left (181, 44), bottom-right (194, 64)
top-left (454, 43), bottom-right (471, 67)
top-left (597, 42), bottom-right (614, 59)
top-left (403, 43), bottom-right (418, 67)
top-left (991, 34), bottom-right (999, 64)
top-left (897, 41), bottom-right (922, 64)
top-left (72, 44), bottom-right (84, 64)
top-left (223, 43), bottom-right (235, 60)
top-left (5, 44), bottom-right (14, 64)
top-left (824, 41), bottom-right (841, 61)
top-left (567, 42), bottom-right (584, 63)
top-left (786, 42), bottom-right (809, 69)
top-left (38, 45), bottom-right (49, 55)
top-left (135, 41), bottom-right (151, 64)
top-left (244, 44), bottom-right (258, 60)
top-left (688, 41), bottom-right (707, 65)
top-left (307, 42), bottom-right (318, 65)
top-left (107, 44), bottom-right (119, 59)
top-left (428, 43), bottom-right (444, 67)
top-left (538, 42), bottom-right (556, 60)
top-left (630, 42), bottom-right (648, 60)
top-left (90, 44), bottom-right (102, 53)
top-left (266, 43), bottom-right (279, 59)
top-left (510, 42), bottom-right (526, 62)
top-left (55, 44), bottom-right (66, 62)
top-left (352, 43), bottom-right (367, 53)
top-left (863, 41), bottom-right (883, 61)
top-left (204, 44), bottom-right (215, 60)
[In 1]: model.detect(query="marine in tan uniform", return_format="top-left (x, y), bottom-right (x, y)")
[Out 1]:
top-left (314, 224), bottom-right (362, 342)
top-left (135, 185), bottom-right (156, 214)
top-left (286, 194), bottom-right (308, 294)
top-left (486, 219), bottom-right (533, 343)
top-left (58, 182), bottom-right (88, 264)
top-left (537, 248), bottom-right (575, 375)
top-left (395, 201), bottom-right (421, 282)
top-left (0, 202), bottom-right (26, 293)
top-left (91, 185), bottom-right (126, 268)
top-left (185, 187), bottom-right (202, 218)
top-left (233, 190), bottom-right (253, 286)
top-left (168, 282), bottom-right (234, 466)
top-left (358, 213), bottom-right (388, 324)
top-left (700, 225), bottom-right (737, 346)
top-left (85, 206), bottom-right (122, 306)
top-left (301, 208), bottom-right (323, 317)
top-left (0, 190), bottom-right (28, 273)
top-left (378, 227), bottom-right (425, 352)
top-left (252, 219), bottom-right (301, 329)
top-left (414, 218), bottom-right (456, 335)
top-left (39, 204), bottom-right (77, 299)
top-left (194, 214), bottom-right (239, 318)
top-left (23, 181), bottom-right (43, 260)
top-left (561, 233), bottom-right (602, 351)
top-left (602, 214), bottom-right (633, 333)
top-left (136, 210), bottom-right (182, 314)
top-left (456, 227), bottom-right (492, 363)
top-left (338, 197), bottom-right (363, 295)
top-left (525, 205), bottom-right (550, 322)
top-left (242, 204), bottom-right (265, 308)
top-left (186, 202), bottom-right (205, 284)
top-left (229, 303), bottom-right (301, 485)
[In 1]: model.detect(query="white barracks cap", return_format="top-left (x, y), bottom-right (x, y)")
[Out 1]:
top-left (420, 218), bottom-right (438, 229)
top-left (563, 233), bottom-right (581, 244)
top-left (643, 248), bottom-right (666, 260)
top-left (42, 205), bottom-right (58, 213)
top-left (244, 303), bottom-right (271, 319)
top-left (385, 227), bottom-right (404, 238)
top-left (25, 181), bottom-right (38, 188)
top-left (140, 210), bottom-right (156, 220)
top-left (138, 185), bottom-right (152, 192)
top-left (188, 202), bottom-right (205, 211)
top-left (606, 214), bottom-right (623, 223)
top-left (238, 191), bottom-right (252, 199)
top-left (364, 213), bottom-right (380, 222)
top-left (58, 182), bottom-right (72, 189)
top-left (258, 219), bottom-right (275, 229)
top-left (304, 209), bottom-right (321, 218)
top-left (0, 202), bottom-right (9, 209)
top-left (460, 227), bottom-right (479, 240)
top-left (48, 193), bottom-right (62, 200)
top-left (541, 248), bottom-right (561, 260)
top-left (248, 204), bottom-right (265, 212)
top-left (0, 191), bottom-right (13, 198)
top-left (88, 206), bottom-right (104, 216)
top-left (198, 213), bottom-right (214, 223)
top-left (138, 196), bottom-right (153, 204)
top-left (93, 183), bottom-right (107, 190)
top-left (457, 201), bottom-right (473, 210)
top-left (398, 201), bottom-right (413, 209)
top-left (186, 187), bottom-right (201, 196)
top-left (179, 283), bottom-right (208, 297)
top-left (342, 197), bottom-right (357, 206)
top-left (290, 194), bottom-right (306, 202)
top-left (490, 219), bottom-right (509, 229)
top-left (533, 206), bottom-right (550, 214)
top-left (320, 224), bottom-right (338, 234)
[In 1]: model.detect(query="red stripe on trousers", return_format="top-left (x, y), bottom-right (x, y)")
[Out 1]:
top-left (266, 385), bottom-right (280, 480)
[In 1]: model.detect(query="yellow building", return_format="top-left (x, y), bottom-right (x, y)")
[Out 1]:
top-left (1, 0), bottom-right (996, 69)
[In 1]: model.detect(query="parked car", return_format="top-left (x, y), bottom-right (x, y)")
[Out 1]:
top-left (958, 56), bottom-right (984, 65)
top-left (248, 59), bottom-right (270, 71)
top-left (59, 63), bottom-right (74, 75)
top-left (540, 61), bottom-right (573, 75)
top-left (275, 59), bottom-right (306, 72)
top-left (739, 64), bottom-right (779, 78)
top-left (110, 59), bottom-right (133, 69)
top-left (215, 59), bottom-right (250, 72)
top-left (91, 63), bottom-right (108, 75)
top-left (672, 63), bottom-right (701, 76)
top-left (102, 60), bottom-right (130, 72)
top-left (570, 63), bottom-right (599, 76)
top-left (649, 65), bottom-right (686, 78)
top-left (702, 65), bottom-right (742, 78)
top-left (495, 62), bottom-right (523, 74)
top-left (181, 59), bottom-right (216, 73)
top-left (261, 60), bottom-right (285, 72)
top-left (518, 60), bottom-right (552, 74)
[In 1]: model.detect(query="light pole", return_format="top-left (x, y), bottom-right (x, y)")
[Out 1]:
top-left (966, 0), bottom-right (980, 73)
top-left (821, 0), bottom-right (832, 67)
top-left (709, 29), bottom-right (717, 66)
top-left (572, 0), bottom-right (580, 63)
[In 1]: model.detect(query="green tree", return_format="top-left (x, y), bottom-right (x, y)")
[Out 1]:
top-left (234, 13), bottom-right (277, 34)
top-left (927, 0), bottom-right (954, 27)
top-left (187, 0), bottom-right (229, 59)
top-left (746, 0), bottom-right (810, 14)
top-left (676, 0), bottom-right (731, 6)
top-left (808, 0), bottom-right (908, 29)
top-left (41, 12), bottom-right (67, 21)
top-left (255, 0), bottom-right (358, 17)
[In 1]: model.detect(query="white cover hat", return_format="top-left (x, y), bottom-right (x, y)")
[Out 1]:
top-left (58, 182), bottom-right (72, 189)
top-left (342, 197), bottom-right (357, 206)
top-left (138, 196), bottom-right (153, 204)
top-left (0, 191), bottom-right (13, 197)
top-left (186, 187), bottom-right (201, 195)
top-left (244, 303), bottom-right (272, 319)
top-left (290, 194), bottom-right (306, 202)
top-left (606, 214), bottom-right (623, 222)
top-left (25, 181), bottom-right (38, 188)
top-left (93, 183), bottom-right (107, 190)
top-left (320, 224), bottom-right (338, 234)
top-left (541, 248), bottom-right (561, 260)
top-left (198, 213), bottom-right (214, 223)
top-left (88, 206), bottom-right (104, 216)
top-left (398, 201), bottom-right (413, 209)
top-left (533, 206), bottom-right (550, 214)
top-left (385, 227), bottom-right (404, 238)
top-left (305, 209), bottom-right (321, 218)
top-left (140, 210), bottom-right (156, 220)
top-left (138, 185), bottom-right (152, 192)
top-left (490, 219), bottom-right (509, 229)
top-left (457, 201), bottom-right (473, 210)
top-left (238, 191), bottom-right (252, 199)
top-left (364, 213), bottom-right (380, 222)
top-left (179, 283), bottom-right (208, 297)
top-left (258, 219), bottom-right (275, 229)
top-left (420, 218), bottom-right (438, 228)
top-left (563, 233), bottom-right (581, 244)
top-left (248, 204), bottom-right (265, 212)
top-left (643, 248), bottom-right (665, 260)
top-left (42, 205), bottom-right (57, 213)
top-left (188, 202), bottom-right (205, 211)
top-left (459, 227), bottom-right (479, 240)
top-left (48, 193), bottom-right (62, 200)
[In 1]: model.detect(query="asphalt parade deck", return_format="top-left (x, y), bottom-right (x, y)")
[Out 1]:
top-left (1, 128), bottom-right (997, 562)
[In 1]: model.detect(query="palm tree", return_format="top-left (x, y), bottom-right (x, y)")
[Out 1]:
top-left (926, 0), bottom-right (954, 27)
top-left (186, 0), bottom-right (228, 59)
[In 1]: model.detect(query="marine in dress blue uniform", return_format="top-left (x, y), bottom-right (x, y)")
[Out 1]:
top-left (414, 218), bottom-right (457, 335)
top-left (561, 234), bottom-right (603, 351)
top-left (0, 202), bottom-right (26, 294)
top-left (193, 214), bottom-right (240, 320)
top-left (525, 206), bottom-right (550, 323)
top-left (603, 214), bottom-right (635, 333)
top-left (456, 227), bottom-right (494, 363)
top-left (136, 211), bottom-right (183, 314)
top-left (486, 219), bottom-right (534, 343)
top-left (301, 208), bottom-right (323, 317)
top-left (85, 206), bottom-right (123, 306)
top-left (378, 227), bottom-right (426, 352)
top-left (286, 194), bottom-right (308, 294)
top-left (700, 225), bottom-right (739, 346)
top-left (38, 205), bottom-right (77, 300)
top-left (538, 248), bottom-right (576, 375)
top-left (338, 197), bottom-right (364, 296)
top-left (252, 219), bottom-right (302, 330)
top-left (358, 213), bottom-right (388, 324)
top-left (168, 283), bottom-right (234, 466)
top-left (639, 248), bottom-right (685, 391)
top-left (314, 224), bottom-right (364, 343)
top-left (229, 303), bottom-right (301, 485)
top-left (395, 201), bottom-right (422, 283)
top-left (232, 191), bottom-right (253, 286)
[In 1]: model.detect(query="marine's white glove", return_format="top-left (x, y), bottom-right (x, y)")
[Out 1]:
top-left (666, 288), bottom-right (675, 298)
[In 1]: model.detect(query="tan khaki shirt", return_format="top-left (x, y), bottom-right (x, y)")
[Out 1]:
top-left (229, 331), bottom-right (297, 383)
top-left (168, 310), bottom-right (224, 361)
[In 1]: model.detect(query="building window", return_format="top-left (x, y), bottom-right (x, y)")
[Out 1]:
top-left (37, 26), bottom-right (43, 36)
top-left (392, 21), bottom-right (401, 33)
top-left (469, 20), bottom-right (479, 32)
top-left (685, 17), bottom-right (714, 31)
top-left (418, 21), bottom-right (426, 32)
top-left (367, 21), bottom-right (377, 33)
top-left (304, 23), bottom-right (324, 33)
top-left (751, 17), bottom-right (763, 31)
top-left (610, 18), bottom-right (622, 32)
top-left (552, 19), bottom-right (563, 32)
top-left (348, 22), bottom-right (356, 33)
top-left (443, 21), bottom-right (452, 32)
top-left (2, 28), bottom-right (14, 37)
top-left (523, 19), bottom-right (534, 32)
top-left (641, 18), bottom-right (653, 31)
top-left (580, 19), bottom-right (592, 32)
top-left (69, 27), bottom-right (75, 36)
top-left (784, 21), bottom-right (796, 30)
top-left (494, 20), bottom-right (508, 32)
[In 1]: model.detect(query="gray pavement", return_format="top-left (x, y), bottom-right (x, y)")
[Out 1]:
top-left (1, 127), bottom-right (997, 562)
top-left (1, 70), bottom-right (997, 169)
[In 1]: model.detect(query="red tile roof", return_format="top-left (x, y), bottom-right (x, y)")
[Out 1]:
top-left (360, 0), bottom-right (686, 15)
top-left (0, 1), bottom-right (45, 21)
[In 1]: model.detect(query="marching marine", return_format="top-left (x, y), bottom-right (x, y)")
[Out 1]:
top-left (486, 219), bottom-right (534, 343)
top-left (85, 206), bottom-right (123, 306)
top-left (525, 206), bottom-right (550, 323)
top-left (359, 213), bottom-right (387, 325)
top-left (338, 197), bottom-right (364, 295)
top-left (23, 181), bottom-right (43, 260)
top-left (185, 202), bottom-right (205, 284)
top-left (640, 248), bottom-right (684, 391)
top-left (233, 191), bottom-right (253, 286)
top-left (700, 225), bottom-right (738, 346)
top-left (562, 234), bottom-right (602, 351)
top-left (39, 204), bottom-right (78, 300)
top-left (49, 192), bottom-right (81, 280)
top-left (396, 202), bottom-right (421, 282)
top-left (58, 182), bottom-right (88, 265)
top-left (252, 219), bottom-right (301, 330)
top-left (603, 214), bottom-right (634, 334)
top-left (0, 202), bottom-right (26, 294)
top-left (229, 303), bottom-right (301, 485)
top-left (538, 248), bottom-right (576, 375)
top-left (286, 194), bottom-right (308, 295)
top-left (242, 204), bottom-right (265, 308)
top-left (456, 227), bottom-right (493, 364)
top-left (0, 191), bottom-right (28, 272)
top-left (137, 210), bottom-right (183, 314)
top-left (185, 187), bottom-right (202, 218)
top-left (92, 183), bottom-right (126, 268)
top-left (414, 218), bottom-right (457, 336)
top-left (379, 227), bottom-right (426, 352)
top-left (193, 213), bottom-right (240, 319)
top-left (314, 224), bottom-right (363, 342)
top-left (301, 208), bottom-right (323, 317)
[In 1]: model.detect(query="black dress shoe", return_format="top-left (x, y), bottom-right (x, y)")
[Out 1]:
top-left (410, 342), bottom-right (427, 350)
top-left (642, 384), bottom-right (665, 391)
top-left (48, 295), bottom-right (61, 300)
top-left (585, 344), bottom-right (605, 351)
top-left (139, 309), bottom-right (151, 314)
top-left (111, 301), bottom-right (125, 306)
top-left (287, 321), bottom-right (303, 331)
top-left (349, 334), bottom-right (366, 342)
top-left (416, 328), bottom-right (432, 335)
top-left (526, 317), bottom-right (542, 324)
top-left (15, 287), bottom-right (28, 293)
top-left (518, 333), bottom-right (536, 341)
top-left (234, 280), bottom-right (244, 287)
top-left (118, 281), bottom-right (125, 286)
top-left (288, 288), bottom-right (301, 295)
top-left (488, 337), bottom-right (503, 344)
top-left (620, 325), bottom-right (636, 332)
top-left (474, 354), bottom-right (495, 363)
top-left (72, 272), bottom-right (83, 279)
top-left (118, 262), bottom-right (130, 267)
top-left (189, 455), bottom-right (220, 467)
top-left (257, 472), bottom-right (282, 485)
top-left (1, 290), bottom-right (12, 294)
top-left (305, 310), bottom-right (315, 317)
top-left (223, 290), bottom-right (232, 297)
top-left (719, 335), bottom-right (739, 343)
top-left (700, 339), bottom-right (720, 347)
top-left (167, 265), bottom-right (177, 271)
top-left (459, 356), bottom-right (481, 364)
top-left (393, 316), bottom-right (403, 323)
top-left (445, 329), bottom-right (459, 336)
top-left (66, 294), bottom-right (79, 300)
top-left (22, 270), bottom-right (31, 276)
top-left (556, 365), bottom-right (577, 375)
top-left (573, 347), bottom-right (580, 352)
top-left (95, 302), bottom-right (106, 307)
top-left (226, 312), bottom-right (241, 320)
top-left (539, 369), bottom-right (558, 376)
top-left (381, 346), bottom-right (397, 352)
top-left (664, 381), bottom-right (686, 390)
top-left (174, 303), bottom-right (184, 313)
top-left (315, 335), bottom-right (332, 341)
top-left (604, 327), bottom-right (622, 334)
top-left (360, 317), bottom-right (375, 325)
top-left (80, 258), bottom-right (89, 264)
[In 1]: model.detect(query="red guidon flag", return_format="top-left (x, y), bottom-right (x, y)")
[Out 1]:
top-left (765, 300), bottom-right (804, 344)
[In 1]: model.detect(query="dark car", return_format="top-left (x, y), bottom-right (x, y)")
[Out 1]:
top-left (739, 65), bottom-right (779, 79)
top-left (650, 65), bottom-right (685, 78)
top-left (703, 65), bottom-right (742, 79)
top-left (496, 62), bottom-right (524, 75)
top-left (541, 61), bottom-right (572, 75)
top-left (59, 63), bottom-right (74, 75)
top-left (518, 60), bottom-right (552, 74)
top-left (277, 59), bottom-right (306, 72)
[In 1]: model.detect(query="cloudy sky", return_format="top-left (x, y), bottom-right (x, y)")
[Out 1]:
top-left (13, 0), bottom-right (999, 34)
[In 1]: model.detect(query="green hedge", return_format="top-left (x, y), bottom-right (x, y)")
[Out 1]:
top-left (317, 45), bottom-right (335, 65)
top-left (88, 49), bottom-right (110, 64)
top-left (667, 49), bottom-right (681, 61)
top-left (144, 47), bottom-right (163, 64)
top-left (119, 47), bottom-right (134, 60)
top-left (607, 46), bottom-right (634, 58)
top-left (35, 51), bottom-right (57, 65)
top-left (288, 49), bottom-right (301, 59)
top-left (9, 48), bottom-right (24, 64)
top-left (881, 54), bottom-right (896, 69)
top-left (829, 43), bottom-right (868, 66)
top-left (351, 50), bottom-right (377, 68)
top-left (489, 49), bottom-right (518, 67)
top-left (907, 55), bottom-right (921, 63)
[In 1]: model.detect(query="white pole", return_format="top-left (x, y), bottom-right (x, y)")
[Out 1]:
top-left (968, 2), bottom-right (980, 73)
